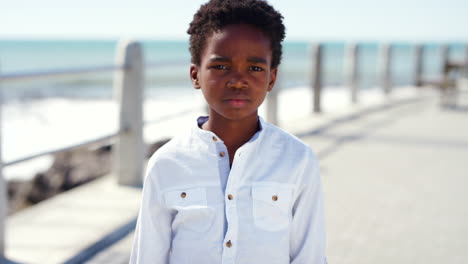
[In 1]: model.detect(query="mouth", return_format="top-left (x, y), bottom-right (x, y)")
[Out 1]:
top-left (224, 98), bottom-right (249, 108)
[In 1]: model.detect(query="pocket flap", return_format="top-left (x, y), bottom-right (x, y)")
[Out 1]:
top-left (164, 187), bottom-right (207, 209)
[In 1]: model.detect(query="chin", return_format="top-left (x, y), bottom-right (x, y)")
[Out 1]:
top-left (220, 111), bottom-right (258, 121)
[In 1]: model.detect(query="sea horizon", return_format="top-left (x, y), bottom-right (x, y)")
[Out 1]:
top-left (1, 38), bottom-right (465, 102)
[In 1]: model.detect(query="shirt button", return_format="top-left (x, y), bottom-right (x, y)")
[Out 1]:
top-left (225, 240), bottom-right (232, 248)
top-left (180, 192), bottom-right (187, 198)
top-left (227, 194), bottom-right (233, 200)
top-left (212, 136), bottom-right (218, 142)
top-left (272, 195), bottom-right (278, 201)
top-left (219, 151), bottom-right (226, 157)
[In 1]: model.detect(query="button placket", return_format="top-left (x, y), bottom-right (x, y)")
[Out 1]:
top-left (214, 138), bottom-right (228, 160)
top-left (223, 163), bottom-right (240, 262)
top-left (222, 143), bottom-right (248, 262)
top-left (223, 164), bottom-right (237, 242)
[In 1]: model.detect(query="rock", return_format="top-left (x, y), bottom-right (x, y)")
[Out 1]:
top-left (7, 180), bottom-right (33, 214)
top-left (25, 144), bottom-right (112, 205)
top-left (7, 138), bottom-right (170, 215)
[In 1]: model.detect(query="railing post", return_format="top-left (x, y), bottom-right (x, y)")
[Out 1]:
top-left (441, 44), bottom-right (450, 89)
top-left (0, 63), bottom-right (6, 256)
top-left (414, 44), bottom-right (424, 87)
top-left (0, 168), bottom-right (4, 257)
top-left (266, 68), bottom-right (281, 126)
top-left (113, 40), bottom-right (144, 186)
top-left (440, 44), bottom-right (453, 107)
top-left (441, 44), bottom-right (450, 73)
top-left (379, 43), bottom-right (393, 95)
top-left (345, 42), bottom-right (360, 103)
top-left (465, 44), bottom-right (468, 78)
top-left (311, 43), bottom-right (323, 113)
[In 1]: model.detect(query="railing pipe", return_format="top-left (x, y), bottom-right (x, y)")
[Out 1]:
top-left (3, 133), bottom-right (118, 167)
top-left (0, 60), bottom-right (190, 83)
top-left (113, 40), bottom-right (144, 186)
top-left (144, 107), bottom-right (203, 126)
top-left (145, 60), bottom-right (188, 68)
top-left (0, 65), bottom-right (124, 82)
top-left (345, 43), bottom-right (360, 103)
top-left (311, 43), bottom-right (323, 113)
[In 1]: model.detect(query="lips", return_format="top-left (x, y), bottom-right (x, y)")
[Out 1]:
top-left (223, 97), bottom-right (250, 108)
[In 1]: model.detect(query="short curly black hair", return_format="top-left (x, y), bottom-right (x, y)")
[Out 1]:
top-left (187, 0), bottom-right (285, 68)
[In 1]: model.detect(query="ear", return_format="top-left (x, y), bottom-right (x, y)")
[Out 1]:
top-left (267, 67), bottom-right (278, 92)
top-left (190, 64), bottom-right (201, 89)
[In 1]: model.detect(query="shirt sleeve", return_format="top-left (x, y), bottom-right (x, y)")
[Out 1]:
top-left (129, 163), bottom-right (172, 264)
top-left (290, 150), bottom-right (327, 264)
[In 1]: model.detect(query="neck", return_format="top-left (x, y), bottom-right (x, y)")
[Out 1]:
top-left (202, 113), bottom-right (260, 164)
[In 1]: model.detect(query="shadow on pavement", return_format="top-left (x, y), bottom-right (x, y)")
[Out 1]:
top-left (0, 257), bottom-right (23, 264)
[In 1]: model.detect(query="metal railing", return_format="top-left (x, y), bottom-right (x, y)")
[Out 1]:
top-left (0, 40), bottom-right (467, 256)
top-left (0, 40), bottom-right (194, 255)
top-left (0, 65), bottom-right (125, 82)
top-left (3, 134), bottom-right (118, 168)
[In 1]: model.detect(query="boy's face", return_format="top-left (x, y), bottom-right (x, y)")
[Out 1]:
top-left (190, 23), bottom-right (277, 123)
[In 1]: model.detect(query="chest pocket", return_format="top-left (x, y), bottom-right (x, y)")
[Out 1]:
top-left (252, 183), bottom-right (294, 231)
top-left (164, 187), bottom-right (215, 233)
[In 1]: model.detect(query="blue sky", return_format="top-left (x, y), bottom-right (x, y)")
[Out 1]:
top-left (2, 0), bottom-right (468, 41)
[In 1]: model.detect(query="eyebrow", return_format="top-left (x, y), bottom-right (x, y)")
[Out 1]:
top-left (208, 55), bottom-right (268, 64)
top-left (247, 57), bottom-right (268, 64)
top-left (209, 56), bottom-right (231, 62)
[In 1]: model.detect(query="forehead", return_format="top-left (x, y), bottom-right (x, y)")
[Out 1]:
top-left (201, 24), bottom-right (272, 61)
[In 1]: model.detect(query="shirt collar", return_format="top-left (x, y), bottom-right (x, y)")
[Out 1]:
top-left (193, 116), bottom-right (266, 145)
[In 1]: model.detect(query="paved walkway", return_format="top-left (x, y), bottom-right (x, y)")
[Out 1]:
top-left (301, 90), bottom-right (468, 263)
top-left (5, 176), bottom-right (141, 264)
top-left (5, 86), bottom-right (468, 263)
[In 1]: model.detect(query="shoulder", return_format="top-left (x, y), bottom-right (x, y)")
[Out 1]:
top-left (259, 121), bottom-right (320, 185)
top-left (262, 121), bottom-right (317, 162)
top-left (145, 130), bottom-right (193, 176)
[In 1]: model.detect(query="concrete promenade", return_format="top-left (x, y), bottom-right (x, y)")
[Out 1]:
top-left (4, 86), bottom-right (468, 263)
top-left (4, 176), bottom-right (141, 264)
top-left (300, 90), bottom-right (468, 264)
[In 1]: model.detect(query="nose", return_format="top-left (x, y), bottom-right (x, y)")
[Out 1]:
top-left (226, 71), bottom-right (248, 89)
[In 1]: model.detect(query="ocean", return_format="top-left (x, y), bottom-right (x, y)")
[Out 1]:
top-left (0, 40), bottom-right (466, 180)
top-left (1, 40), bottom-right (466, 101)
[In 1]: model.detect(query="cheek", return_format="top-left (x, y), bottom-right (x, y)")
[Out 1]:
top-left (251, 71), bottom-right (271, 83)
top-left (259, 91), bottom-right (269, 101)
top-left (207, 78), bottom-right (221, 86)
top-left (200, 83), bottom-right (221, 102)
top-left (203, 71), bottom-right (225, 85)
top-left (252, 77), bottom-right (272, 93)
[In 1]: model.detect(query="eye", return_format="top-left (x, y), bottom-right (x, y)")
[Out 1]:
top-left (249, 66), bottom-right (264, 72)
top-left (210, 65), bottom-right (228, 70)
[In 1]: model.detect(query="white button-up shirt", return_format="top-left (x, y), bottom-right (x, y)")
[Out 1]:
top-left (130, 117), bottom-right (326, 264)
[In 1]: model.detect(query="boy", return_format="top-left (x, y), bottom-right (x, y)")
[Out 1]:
top-left (130, 0), bottom-right (326, 263)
